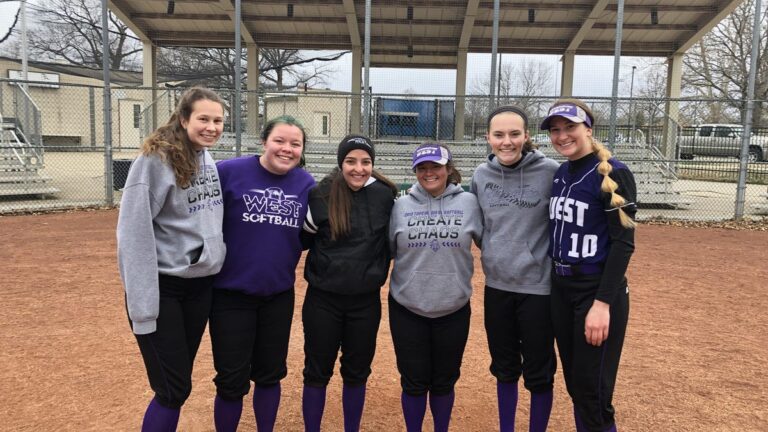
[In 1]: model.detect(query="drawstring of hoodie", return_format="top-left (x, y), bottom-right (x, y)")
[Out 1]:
top-left (495, 151), bottom-right (527, 199)
top-left (500, 164), bottom-right (505, 193)
top-left (200, 150), bottom-right (207, 186)
top-left (423, 186), bottom-right (447, 222)
top-left (438, 192), bottom-right (446, 222)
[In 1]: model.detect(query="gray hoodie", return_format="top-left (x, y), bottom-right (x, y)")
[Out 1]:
top-left (470, 150), bottom-right (558, 295)
top-left (388, 182), bottom-right (482, 318)
top-left (117, 151), bottom-right (226, 335)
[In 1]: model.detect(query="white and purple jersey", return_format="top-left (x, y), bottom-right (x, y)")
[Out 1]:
top-left (549, 153), bottom-right (637, 270)
top-left (214, 155), bottom-right (315, 296)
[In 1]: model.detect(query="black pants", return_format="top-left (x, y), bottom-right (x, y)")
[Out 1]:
top-left (302, 287), bottom-right (381, 387)
top-left (484, 286), bottom-right (556, 393)
top-left (389, 296), bottom-right (470, 396)
top-left (209, 288), bottom-right (294, 400)
top-left (551, 274), bottom-right (629, 432)
top-left (133, 274), bottom-right (214, 409)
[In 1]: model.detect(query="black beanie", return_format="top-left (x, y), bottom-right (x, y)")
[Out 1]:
top-left (337, 134), bottom-right (375, 167)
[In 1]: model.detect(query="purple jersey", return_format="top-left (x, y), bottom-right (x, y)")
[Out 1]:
top-left (549, 154), bottom-right (636, 267)
top-left (214, 155), bottom-right (315, 296)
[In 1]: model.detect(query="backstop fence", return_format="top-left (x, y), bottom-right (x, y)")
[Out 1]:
top-left (1, 79), bottom-right (766, 220)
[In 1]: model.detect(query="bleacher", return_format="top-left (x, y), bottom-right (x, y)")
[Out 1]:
top-left (0, 117), bottom-right (59, 199)
top-left (301, 139), bottom-right (693, 209)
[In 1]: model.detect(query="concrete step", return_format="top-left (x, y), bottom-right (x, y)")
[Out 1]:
top-left (0, 164), bottom-right (42, 173)
top-left (0, 173), bottom-right (52, 183)
top-left (636, 194), bottom-right (693, 208)
top-left (0, 184), bottom-right (60, 197)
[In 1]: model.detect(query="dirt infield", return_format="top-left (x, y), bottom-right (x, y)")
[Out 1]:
top-left (1, 209), bottom-right (766, 431)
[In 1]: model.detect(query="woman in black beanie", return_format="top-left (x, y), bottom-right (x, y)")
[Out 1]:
top-left (301, 134), bottom-right (398, 432)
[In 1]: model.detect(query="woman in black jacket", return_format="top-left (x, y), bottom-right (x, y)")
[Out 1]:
top-left (301, 134), bottom-right (398, 432)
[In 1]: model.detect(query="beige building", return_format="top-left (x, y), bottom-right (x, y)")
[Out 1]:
top-left (263, 89), bottom-right (351, 146)
top-left (0, 57), bottom-right (173, 149)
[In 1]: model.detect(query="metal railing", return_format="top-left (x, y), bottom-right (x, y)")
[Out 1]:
top-left (139, 89), bottom-right (172, 141)
top-left (11, 84), bottom-right (44, 166)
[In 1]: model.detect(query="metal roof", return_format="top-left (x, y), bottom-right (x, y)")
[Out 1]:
top-left (109, 0), bottom-right (744, 69)
top-left (0, 56), bottom-right (178, 85)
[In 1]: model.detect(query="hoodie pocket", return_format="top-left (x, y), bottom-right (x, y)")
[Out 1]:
top-left (484, 239), bottom-right (543, 285)
top-left (185, 233), bottom-right (226, 277)
top-left (398, 271), bottom-right (469, 316)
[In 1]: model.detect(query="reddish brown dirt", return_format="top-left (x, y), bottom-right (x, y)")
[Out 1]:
top-left (0, 209), bottom-right (766, 431)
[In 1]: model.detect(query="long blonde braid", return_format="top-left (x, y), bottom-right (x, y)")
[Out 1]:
top-left (590, 137), bottom-right (637, 229)
top-left (550, 97), bottom-right (637, 229)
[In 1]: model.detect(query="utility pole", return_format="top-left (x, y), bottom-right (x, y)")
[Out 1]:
top-left (20, 0), bottom-right (28, 89)
top-left (629, 65), bottom-right (636, 141)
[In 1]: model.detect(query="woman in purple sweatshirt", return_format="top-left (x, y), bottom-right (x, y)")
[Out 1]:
top-left (209, 116), bottom-right (316, 432)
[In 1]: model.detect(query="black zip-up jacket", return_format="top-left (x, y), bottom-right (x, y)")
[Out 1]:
top-left (303, 176), bottom-right (396, 295)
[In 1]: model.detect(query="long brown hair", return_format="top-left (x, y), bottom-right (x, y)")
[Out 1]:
top-left (550, 98), bottom-right (636, 229)
top-left (321, 168), bottom-right (398, 240)
top-left (141, 87), bottom-right (225, 187)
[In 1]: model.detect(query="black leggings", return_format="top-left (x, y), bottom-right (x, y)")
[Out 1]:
top-left (302, 287), bottom-right (381, 387)
top-left (484, 286), bottom-right (556, 393)
top-left (132, 274), bottom-right (214, 409)
top-left (551, 274), bottom-right (629, 432)
top-left (389, 296), bottom-right (470, 396)
top-left (209, 288), bottom-right (294, 400)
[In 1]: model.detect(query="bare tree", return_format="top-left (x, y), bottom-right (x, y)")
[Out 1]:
top-left (25, 0), bottom-right (142, 70)
top-left (259, 49), bottom-right (345, 90)
top-left (682, 0), bottom-right (768, 126)
top-left (470, 58), bottom-right (554, 116)
top-left (159, 47), bottom-right (346, 90)
top-left (9, 0), bottom-right (346, 89)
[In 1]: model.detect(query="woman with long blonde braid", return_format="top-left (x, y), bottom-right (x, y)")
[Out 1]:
top-left (540, 99), bottom-right (637, 432)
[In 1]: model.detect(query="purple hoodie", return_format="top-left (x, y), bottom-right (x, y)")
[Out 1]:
top-left (214, 155), bottom-right (315, 296)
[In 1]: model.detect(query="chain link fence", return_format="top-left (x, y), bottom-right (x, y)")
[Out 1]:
top-left (1, 79), bottom-right (766, 220)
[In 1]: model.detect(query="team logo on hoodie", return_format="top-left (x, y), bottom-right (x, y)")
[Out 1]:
top-left (184, 165), bottom-right (222, 210)
top-left (483, 182), bottom-right (542, 209)
top-left (405, 209), bottom-right (463, 244)
top-left (241, 187), bottom-right (303, 227)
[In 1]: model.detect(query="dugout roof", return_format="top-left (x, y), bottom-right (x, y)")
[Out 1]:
top-left (109, 0), bottom-right (744, 69)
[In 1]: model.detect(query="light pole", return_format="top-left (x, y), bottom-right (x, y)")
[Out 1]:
top-left (20, 0), bottom-right (28, 89)
top-left (629, 65), bottom-right (636, 141)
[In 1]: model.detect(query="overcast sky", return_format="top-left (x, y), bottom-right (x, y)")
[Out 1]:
top-left (0, 1), bottom-right (20, 34)
top-left (0, 1), bottom-right (648, 97)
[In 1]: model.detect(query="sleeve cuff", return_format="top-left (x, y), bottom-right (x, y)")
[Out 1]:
top-left (132, 319), bottom-right (157, 335)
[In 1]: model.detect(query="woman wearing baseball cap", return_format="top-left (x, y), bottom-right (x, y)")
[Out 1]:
top-left (541, 99), bottom-right (637, 432)
top-left (470, 105), bottom-right (560, 432)
top-left (388, 143), bottom-right (482, 432)
top-left (301, 134), bottom-right (398, 432)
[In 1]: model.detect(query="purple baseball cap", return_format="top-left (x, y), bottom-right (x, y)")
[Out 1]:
top-left (539, 103), bottom-right (593, 130)
top-left (412, 143), bottom-right (451, 169)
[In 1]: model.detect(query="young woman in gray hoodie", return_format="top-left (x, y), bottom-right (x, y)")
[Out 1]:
top-left (470, 105), bottom-right (559, 432)
top-left (388, 143), bottom-right (482, 432)
top-left (117, 88), bottom-right (227, 431)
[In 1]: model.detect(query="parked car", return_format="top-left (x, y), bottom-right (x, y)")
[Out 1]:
top-left (678, 124), bottom-right (767, 162)
top-left (531, 133), bottom-right (550, 146)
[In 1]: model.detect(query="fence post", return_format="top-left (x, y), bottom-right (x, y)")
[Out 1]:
top-left (101, 0), bottom-right (114, 206)
top-left (734, 0), bottom-right (762, 220)
top-left (89, 87), bottom-right (96, 148)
